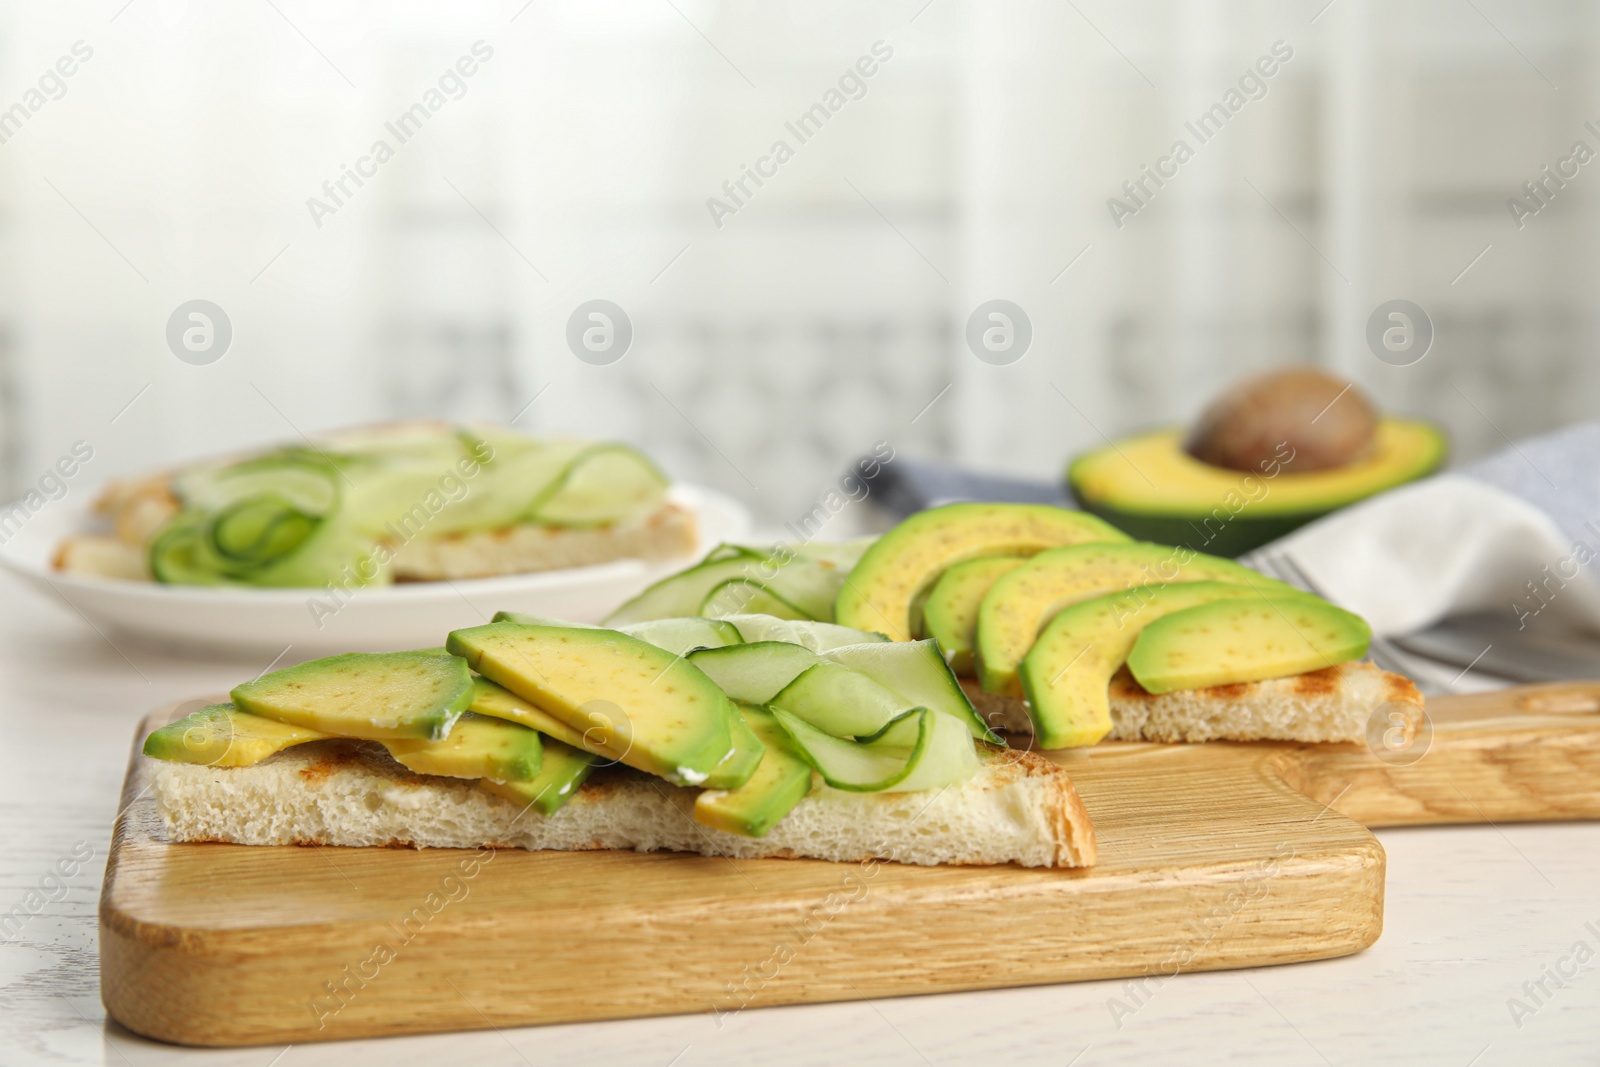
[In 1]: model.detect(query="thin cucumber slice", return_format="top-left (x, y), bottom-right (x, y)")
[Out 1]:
top-left (142, 703), bottom-right (328, 767)
top-left (604, 547), bottom-right (767, 624)
top-left (772, 706), bottom-right (978, 793)
top-left (767, 662), bottom-right (917, 739)
top-left (230, 650), bottom-right (473, 741)
top-left (718, 614), bottom-right (888, 651)
top-left (686, 641), bottom-right (824, 704)
top-left (605, 545), bottom-right (855, 624)
top-left (522, 443), bottom-right (669, 527)
top-left (618, 617), bottom-right (744, 657)
top-left (687, 637), bottom-right (999, 743)
top-left (695, 705), bottom-right (814, 837)
top-left (825, 640), bottom-right (1001, 744)
top-left (149, 428), bottom-right (672, 588)
top-left (740, 559), bottom-right (854, 620)
top-left (790, 538), bottom-right (876, 569)
top-left (479, 738), bottom-right (601, 816)
top-left (383, 712), bottom-right (544, 781)
top-left (698, 579), bottom-right (812, 621)
top-left (175, 454), bottom-right (341, 516)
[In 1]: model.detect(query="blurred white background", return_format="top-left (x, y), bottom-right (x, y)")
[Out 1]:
top-left (0, 0), bottom-right (1595, 523)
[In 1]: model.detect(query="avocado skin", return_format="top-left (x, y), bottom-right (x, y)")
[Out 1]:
top-left (1066, 500), bottom-right (1315, 559)
top-left (1067, 419), bottom-right (1447, 558)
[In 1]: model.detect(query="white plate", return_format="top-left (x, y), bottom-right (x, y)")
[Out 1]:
top-left (0, 484), bottom-right (749, 656)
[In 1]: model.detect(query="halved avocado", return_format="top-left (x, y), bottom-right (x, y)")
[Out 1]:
top-left (1067, 419), bottom-right (1446, 557)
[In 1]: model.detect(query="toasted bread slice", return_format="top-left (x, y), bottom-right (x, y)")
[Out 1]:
top-left (963, 662), bottom-right (1423, 745)
top-left (147, 738), bottom-right (1096, 868)
top-left (389, 503), bottom-right (697, 581)
top-left (53, 534), bottom-right (151, 581)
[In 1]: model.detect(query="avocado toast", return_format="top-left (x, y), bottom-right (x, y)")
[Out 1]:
top-left (54, 421), bottom-right (697, 586)
top-left (610, 502), bottom-right (1424, 748)
top-left (142, 613), bottom-right (1097, 868)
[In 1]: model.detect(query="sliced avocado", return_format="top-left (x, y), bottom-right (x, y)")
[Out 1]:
top-left (468, 676), bottom-right (623, 758)
top-left (922, 556), bottom-right (1027, 675)
top-left (974, 542), bottom-right (1296, 696)
top-left (694, 705), bottom-right (814, 837)
top-left (445, 621), bottom-right (740, 788)
top-left (479, 738), bottom-right (601, 816)
top-left (705, 707), bottom-right (767, 789)
top-left (470, 652), bottom-right (757, 788)
top-left (833, 503), bottom-right (1130, 642)
top-left (1067, 419), bottom-right (1447, 557)
top-left (1018, 582), bottom-right (1304, 748)
top-left (142, 702), bottom-right (328, 767)
top-left (230, 649), bottom-right (473, 740)
top-left (1126, 596), bottom-right (1371, 693)
top-left (382, 712), bottom-right (543, 781)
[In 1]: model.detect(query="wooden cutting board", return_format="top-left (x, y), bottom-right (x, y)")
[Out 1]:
top-left (99, 683), bottom-right (1600, 1047)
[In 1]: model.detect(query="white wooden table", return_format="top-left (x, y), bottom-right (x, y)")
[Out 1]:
top-left (3, 568), bottom-right (1597, 1066)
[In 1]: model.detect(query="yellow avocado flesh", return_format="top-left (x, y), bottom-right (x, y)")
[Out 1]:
top-left (975, 542), bottom-right (1296, 696)
top-left (229, 650), bottom-right (474, 741)
top-left (922, 556), bottom-right (1027, 676)
top-left (1019, 583), bottom-right (1297, 748)
top-left (383, 712), bottom-right (543, 781)
top-left (694, 706), bottom-right (814, 837)
top-left (1068, 419), bottom-right (1446, 517)
top-left (143, 703), bottom-right (328, 767)
top-left (479, 738), bottom-right (601, 816)
top-left (1126, 596), bottom-right (1372, 694)
top-left (469, 676), bottom-right (622, 757)
top-left (446, 621), bottom-right (738, 788)
top-left (834, 503), bottom-right (1130, 642)
top-left (469, 673), bottom-right (760, 790)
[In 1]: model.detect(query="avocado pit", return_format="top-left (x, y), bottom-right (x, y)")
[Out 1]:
top-left (1184, 366), bottom-right (1378, 474)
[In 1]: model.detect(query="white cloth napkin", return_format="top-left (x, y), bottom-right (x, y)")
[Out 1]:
top-left (1241, 422), bottom-right (1600, 639)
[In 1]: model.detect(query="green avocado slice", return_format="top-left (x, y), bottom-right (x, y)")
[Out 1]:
top-left (382, 712), bottom-right (543, 781)
top-left (142, 703), bottom-right (329, 767)
top-left (974, 542), bottom-right (1297, 697)
top-left (446, 621), bottom-right (740, 788)
top-left (1127, 596), bottom-right (1372, 694)
top-left (833, 503), bottom-right (1130, 642)
top-left (479, 738), bottom-right (602, 816)
top-left (230, 649), bottom-right (474, 741)
top-left (922, 556), bottom-right (1028, 676)
top-left (694, 705), bottom-right (814, 837)
top-left (1019, 582), bottom-right (1315, 748)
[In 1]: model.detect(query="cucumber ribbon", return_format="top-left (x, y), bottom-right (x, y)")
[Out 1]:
top-left (604, 540), bottom-right (876, 625)
top-left (634, 621), bottom-right (1001, 794)
top-left (148, 426), bottom-right (668, 587)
